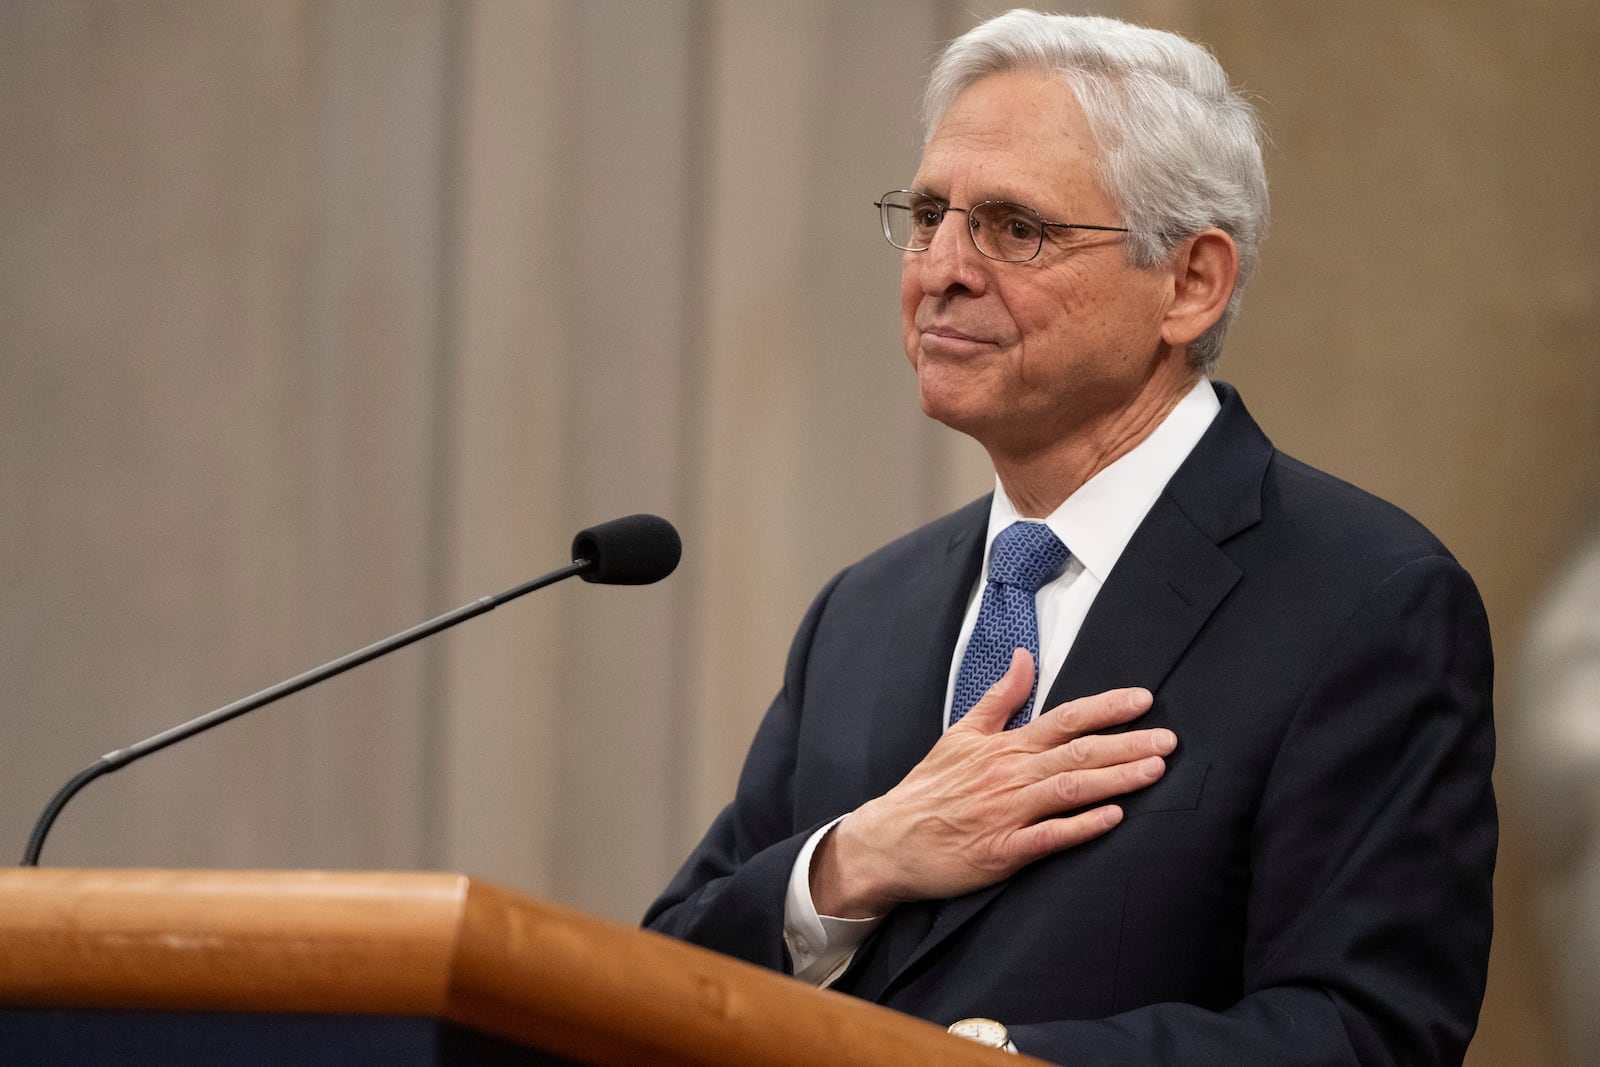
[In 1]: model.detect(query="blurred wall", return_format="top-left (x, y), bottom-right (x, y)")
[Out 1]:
top-left (3, 2), bottom-right (1594, 1063)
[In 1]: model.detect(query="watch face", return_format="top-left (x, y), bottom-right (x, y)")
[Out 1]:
top-left (949, 1018), bottom-right (1009, 1047)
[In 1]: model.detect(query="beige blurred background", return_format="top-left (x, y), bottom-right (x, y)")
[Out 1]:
top-left (2, 2), bottom-right (1595, 1063)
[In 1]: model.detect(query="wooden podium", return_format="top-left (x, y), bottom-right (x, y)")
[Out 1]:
top-left (0, 869), bottom-right (1040, 1065)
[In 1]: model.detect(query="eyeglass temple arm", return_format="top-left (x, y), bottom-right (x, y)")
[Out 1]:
top-left (1042, 220), bottom-right (1130, 234)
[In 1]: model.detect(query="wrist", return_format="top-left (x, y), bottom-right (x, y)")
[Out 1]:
top-left (809, 812), bottom-right (899, 919)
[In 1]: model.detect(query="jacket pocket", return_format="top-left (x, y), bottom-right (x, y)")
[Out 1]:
top-left (1119, 759), bottom-right (1210, 817)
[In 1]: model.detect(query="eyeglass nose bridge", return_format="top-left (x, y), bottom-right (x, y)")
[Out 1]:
top-left (926, 204), bottom-right (988, 258)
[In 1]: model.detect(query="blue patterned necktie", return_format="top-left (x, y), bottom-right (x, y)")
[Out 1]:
top-left (950, 521), bottom-right (1071, 730)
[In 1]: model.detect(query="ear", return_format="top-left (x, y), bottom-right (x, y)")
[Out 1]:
top-left (1160, 228), bottom-right (1240, 348)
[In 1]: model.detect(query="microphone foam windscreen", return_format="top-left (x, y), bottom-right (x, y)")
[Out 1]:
top-left (572, 514), bottom-right (682, 585)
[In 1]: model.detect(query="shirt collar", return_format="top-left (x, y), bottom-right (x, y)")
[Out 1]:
top-left (985, 377), bottom-right (1221, 583)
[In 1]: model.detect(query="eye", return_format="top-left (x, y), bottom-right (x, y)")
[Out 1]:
top-left (909, 197), bottom-right (944, 229)
top-left (995, 207), bottom-right (1042, 243)
top-left (967, 202), bottom-right (1046, 260)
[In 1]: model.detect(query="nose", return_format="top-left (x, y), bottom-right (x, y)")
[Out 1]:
top-left (914, 209), bottom-right (990, 298)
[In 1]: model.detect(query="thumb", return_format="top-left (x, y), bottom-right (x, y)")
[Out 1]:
top-left (954, 648), bottom-right (1035, 734)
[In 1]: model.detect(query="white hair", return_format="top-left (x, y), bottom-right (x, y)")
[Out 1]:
top-left (924, 9), bottom-right (1269, 370)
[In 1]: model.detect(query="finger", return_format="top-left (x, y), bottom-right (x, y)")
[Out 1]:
top-left (1006, 805), bottom-right (1126, 863)
top-left (953, 647), bottom-right (1035, 735)
top-left (1017, 756), bottom-right (1167, 820)
top-left (1032, 686), bottom-right (1155, 741)
top-left (1041, 727), bottom-right (1178, 775)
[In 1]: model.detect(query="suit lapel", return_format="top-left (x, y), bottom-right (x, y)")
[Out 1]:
top-left (862, 499), bottom-right (988, 804)
top-left (877, 382), bottom-right (1274, 997)
top-left (1043, 382), bottom-right (1270, 707)
top-left (1041, 495), bottom-right (1242, 707)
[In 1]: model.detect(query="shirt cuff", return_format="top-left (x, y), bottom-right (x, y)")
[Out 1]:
top-left (783, 818), bottom-right (884, 986)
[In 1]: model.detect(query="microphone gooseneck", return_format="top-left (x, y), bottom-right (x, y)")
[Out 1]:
top-left (19, 514), bottom-right (680, 866)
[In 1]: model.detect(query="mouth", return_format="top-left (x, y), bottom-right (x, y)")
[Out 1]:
top-left (917, 322), bottom-right (997, 357)
top-left (924, 323), bottom-right (980, 340)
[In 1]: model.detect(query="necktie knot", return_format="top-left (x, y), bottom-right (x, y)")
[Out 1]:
top-left (988, 521), bottom-right (1069, 593)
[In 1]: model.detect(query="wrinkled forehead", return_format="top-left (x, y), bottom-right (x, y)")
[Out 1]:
top-left (924, 66), bottom-right (1092, 138)
top-left (913, 70), bottom-right (1108, 211)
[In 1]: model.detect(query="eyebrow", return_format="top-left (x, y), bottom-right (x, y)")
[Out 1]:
top-left (909, 187), bottom-right (1065, 214)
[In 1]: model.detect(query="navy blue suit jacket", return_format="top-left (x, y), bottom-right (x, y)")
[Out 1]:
top-left (645, 383), bottom-right (1496, 1066)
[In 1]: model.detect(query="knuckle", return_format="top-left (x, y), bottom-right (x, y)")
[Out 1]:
top-left (1062, 736), bottom-right (1094, 768)
top-left (1050, 772), bottom-right (1083, 808)
top-left (1052, 705), bottom-right (1087, 736)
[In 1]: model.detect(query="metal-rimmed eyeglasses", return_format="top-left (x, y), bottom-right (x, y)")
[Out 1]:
top-left (875, 189), bottom-right (1129, 264)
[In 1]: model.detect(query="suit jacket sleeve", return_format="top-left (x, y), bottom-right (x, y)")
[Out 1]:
top-left (641, 570), bottom-right (849, 973)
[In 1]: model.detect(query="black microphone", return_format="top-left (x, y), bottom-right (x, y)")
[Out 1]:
top-left (19, 514), bottom-right (681, 867)
top-left (572, 512), bottom-right (681, 585)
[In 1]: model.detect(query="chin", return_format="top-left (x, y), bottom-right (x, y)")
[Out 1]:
top-left (917, 388), bottom-right (994, 440)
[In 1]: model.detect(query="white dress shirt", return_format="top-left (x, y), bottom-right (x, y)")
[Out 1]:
top-left (783, 378), bottom-right (1222, 986)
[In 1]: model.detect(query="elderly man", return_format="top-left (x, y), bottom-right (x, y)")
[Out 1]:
top-left (646, 10), bottom-right (1495, 1066)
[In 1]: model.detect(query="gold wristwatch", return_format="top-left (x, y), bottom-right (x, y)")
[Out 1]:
top-left (948, 1017), bottom-right (1019, 1053)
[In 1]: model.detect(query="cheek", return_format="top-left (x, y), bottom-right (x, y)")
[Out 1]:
top-left (899, 259), bottom-right (921, 312)
top-left (1005, 287), bottom-right (1073, 357)
top-left (1013, 265), bottom-right (1116, 346)
top-left (899, 270), bottom-right (921, 360)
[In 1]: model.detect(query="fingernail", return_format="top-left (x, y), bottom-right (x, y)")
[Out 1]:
top-left (1141, 756), bottom-right (1165, 779)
